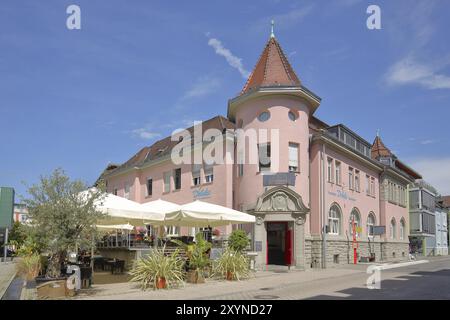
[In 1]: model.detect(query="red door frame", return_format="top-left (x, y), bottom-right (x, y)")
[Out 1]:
top-left (266, 222), bottom-right (293, 265)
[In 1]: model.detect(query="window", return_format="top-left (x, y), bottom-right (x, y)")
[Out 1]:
top-left (124, 183), bottom-right (130, 199)
top-left (328, 204), bottom-right (341, 235)
top-left (288, 143), bottom-right (299, 172)
top-left (258, 143), bottom-right (271, 172)
top-left (355, 170), bottom-right (360, 192)
top-left (146, 178), bottom-right (153, 197)
top-left (348, 167), bottom-right (354, 190)
top-left (204, 163), bottom-right (214, 183)
top-left (237, 150), bottom-right (244, 177)
top-left (174, 168), bottom-right (181, 190)
top-left (327, 158), bottom-right (333, 183)
top-left (349, 208), bottom-right (361, 238)
top-left (165, 225), bottom-right (180, 237)
top-left (400, 218), bottom-right (405, 240)
top-left (257, 111), bottom-right (270, 122)
top-left (335, 161), bottom-right (341, 185)
top-left (390, 218), bottom-right (396, 239)
top-left (366, 175), bottom-right (370, 195)
top-left (288, 110), bottom-right (298, 121)
top-left (163, 171), bottom-right (171, 193)
top-left (367, 212), bottom-right (376, 238)
top-left (370, 177), bottom-right (375, 196)
top-left (192, 164), bottom-right (201, 186)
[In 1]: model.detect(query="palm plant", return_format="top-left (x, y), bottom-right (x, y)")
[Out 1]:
top-left (212, 248), bottom-right (251, 281)
top-left (171, 232), bottom-right (212, 282)
top-left (129, 246), bottom-right (185, 290)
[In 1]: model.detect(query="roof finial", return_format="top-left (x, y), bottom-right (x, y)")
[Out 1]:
top-left (376, 129), bottom-right (380, 137)
top-left (270, 19), bottom-right (275, 38)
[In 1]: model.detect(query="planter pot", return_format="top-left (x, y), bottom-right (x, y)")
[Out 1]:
top-left (156, 277), bottom-right (167, 289)
top-left (226, 271), bottom-right (234, 281)
top-left (36, 280), bottom-right (68, 299)
top-left (186, 270), bottom-right (205, 284)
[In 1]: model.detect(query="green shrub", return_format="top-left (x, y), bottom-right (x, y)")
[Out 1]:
top-left (228, 229), bottom-right (250, 252)
top-left (172, 232), bottom-right (212, 275)
top-left (212, 248), bottom-right (250, 281)
top-left (16, 254), bottom-right (42, 281)
top-left (129, 246), bottom-right (185, 290)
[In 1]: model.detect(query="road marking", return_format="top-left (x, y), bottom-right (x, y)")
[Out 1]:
top-left (375, 260), bottom-right (429, 271)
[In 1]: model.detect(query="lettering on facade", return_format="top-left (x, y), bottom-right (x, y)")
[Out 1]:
top-left (192, 187), bottom-right (211, 199)
top-left (328, 190), bottom-right (356, 202)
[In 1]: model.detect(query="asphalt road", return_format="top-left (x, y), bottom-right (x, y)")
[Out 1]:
top-left (289, 257), bottom-right (450, 300)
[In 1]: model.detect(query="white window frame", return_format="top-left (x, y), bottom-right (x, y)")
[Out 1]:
top-left (288, 142), bottom-right (299, 173)
top-left (163, 171), bottom-right (171, 193)
top-left (367, 212), bottom-right (376, 238)
top-left (349, 209), bottom-right (361, 238)
top-left (328, 205), bottom-right (341, 235)
top-left (335, 161), bottom-right (341, 185)
top-left (327, 157), bottom-right (333, 183)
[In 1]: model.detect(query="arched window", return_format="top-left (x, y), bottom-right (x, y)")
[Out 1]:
top-left (367, 212), bottom-right (376, 238)
top-left (349, 208), bottom-right (361, 238)
top-left (390, 218), bottom-right (396, 239)
top-left (328, 204), bottom-right (341, 235)
top-left (400, 218), bottom-right (406, 240)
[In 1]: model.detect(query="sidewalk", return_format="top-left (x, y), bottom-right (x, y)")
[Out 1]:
top-left (73, 266), bottom-right (363, 300)
top-left (0, 262), bottom-right (17, 300)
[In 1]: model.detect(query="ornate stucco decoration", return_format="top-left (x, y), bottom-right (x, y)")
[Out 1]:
top-left (252, 186), bottom-right (309, 219)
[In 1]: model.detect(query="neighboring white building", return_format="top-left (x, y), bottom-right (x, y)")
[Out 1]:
top-left (435, 200), bottom-right (448, 255)
top-left (13, 204), bottom-right (28, 224)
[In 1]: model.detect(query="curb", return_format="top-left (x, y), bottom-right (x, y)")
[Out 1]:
top-left (0, 271), bottom-right (17, 300)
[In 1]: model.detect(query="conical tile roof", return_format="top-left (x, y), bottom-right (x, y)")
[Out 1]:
top-left (241, 36), bottom-right (301, 94)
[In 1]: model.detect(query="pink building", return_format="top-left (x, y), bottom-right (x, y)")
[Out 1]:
top-left (102, 32), bottom-right (421, 269)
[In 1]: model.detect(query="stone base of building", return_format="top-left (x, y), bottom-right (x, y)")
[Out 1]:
top-left (305, 237), bottom-right (409, 269)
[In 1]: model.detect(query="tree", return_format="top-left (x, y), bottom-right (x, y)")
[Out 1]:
top-left (22, 168), bottom-right (106, 278)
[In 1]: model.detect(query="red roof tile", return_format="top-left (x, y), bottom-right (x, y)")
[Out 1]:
top-left (241, 37), bottom-right (301, 94)
top-left (371, 136), bottom-right (392, 159)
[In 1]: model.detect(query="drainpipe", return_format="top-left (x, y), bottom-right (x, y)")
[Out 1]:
top-left (321, 144), bottom-right (327, 268)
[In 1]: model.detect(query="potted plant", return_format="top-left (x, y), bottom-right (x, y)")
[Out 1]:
top-left (212, 248), bottom-right (250, 281)
top-left (129, 246), bottom-right (185, 290)
top-left (172, 232), bottom-right (212, 284)
top-left (227, 229), bottom-right (250, 252)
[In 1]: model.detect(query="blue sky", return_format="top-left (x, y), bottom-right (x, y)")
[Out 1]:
top-left (1, 0), bottom-right (450, 198)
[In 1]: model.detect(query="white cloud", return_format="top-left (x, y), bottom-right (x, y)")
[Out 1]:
top-left (407, 157), bottom-right (450, 195)
top-left (385, 55), bottom-right (450, 90)
top-left (208, 38), bottom-right (250, 79)
top-left (131, 128), bottom-right (161, 140)
top-left (182, 76), bottom-right (220, 100)
top-left (270, 6), bottom-right (314, 30)
top-left (420, 139), bottom-right (437, 145)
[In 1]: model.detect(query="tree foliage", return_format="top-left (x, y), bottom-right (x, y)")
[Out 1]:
top-left (22, 168), bottom-right (106, 277)
top-left (227, 229), bottom-right (250, 252)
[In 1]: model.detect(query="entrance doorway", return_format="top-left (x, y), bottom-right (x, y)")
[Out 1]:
top-left (266, 222), bottom-right (293, 265)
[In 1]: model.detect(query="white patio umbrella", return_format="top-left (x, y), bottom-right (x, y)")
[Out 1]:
top-left (163, 200), bottom-right (256, 227)
top-left (141, 199), bottom-right (181, 225)
top-left (79, 188), bottom-right (164, 226)
top-left (96, 223), bottom-right (134, 231)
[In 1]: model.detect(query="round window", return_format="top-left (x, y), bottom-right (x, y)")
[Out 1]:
top-left (288, 111), bottom-right (298, 121)
top-left (258, 111), bottom-right (270, 122)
